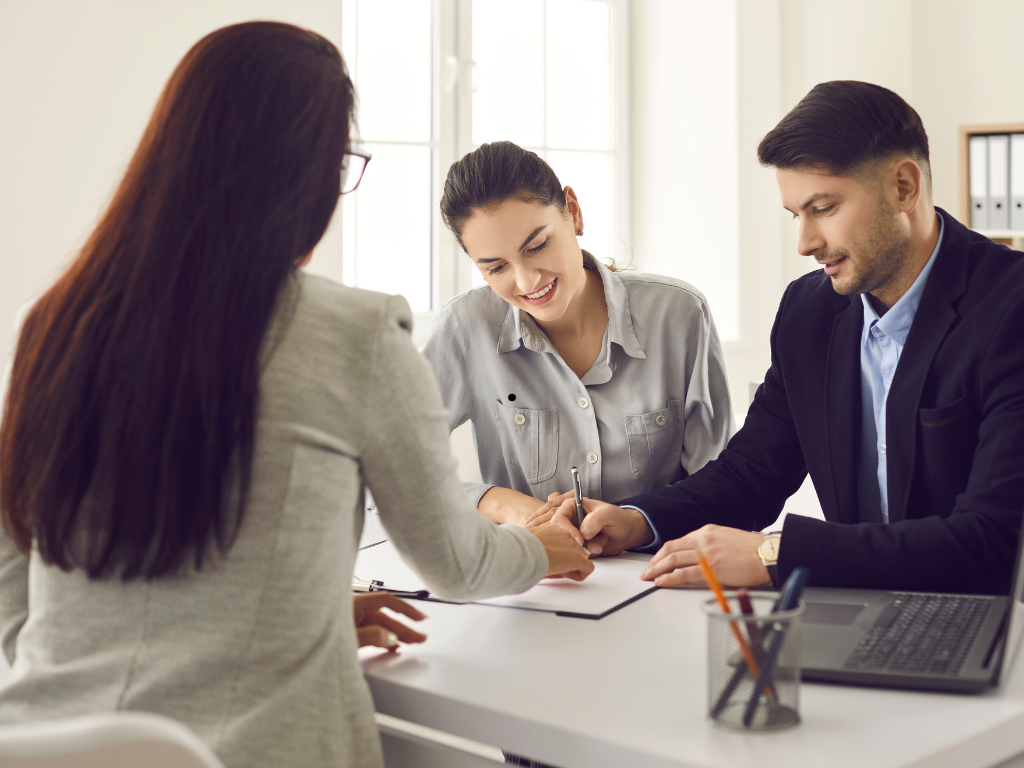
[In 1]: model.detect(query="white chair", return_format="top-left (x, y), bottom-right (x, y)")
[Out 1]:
top-left (0, 711), bottom-right (225, 768)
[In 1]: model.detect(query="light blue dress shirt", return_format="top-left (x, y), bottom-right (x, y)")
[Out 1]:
top-left (857, 213), bottom-right (944, 523)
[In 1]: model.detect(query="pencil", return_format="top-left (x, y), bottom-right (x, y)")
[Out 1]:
top-left (693, 543), bottom-right (762, 681)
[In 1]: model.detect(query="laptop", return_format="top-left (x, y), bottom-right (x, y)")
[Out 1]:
top-left (799, 521), bottom-right (1024, 692)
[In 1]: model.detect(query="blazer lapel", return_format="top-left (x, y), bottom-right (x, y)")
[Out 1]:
top-left (825, 298), bottom-right (864, 525)
top-left (886, 210), bottom-right (969, 523)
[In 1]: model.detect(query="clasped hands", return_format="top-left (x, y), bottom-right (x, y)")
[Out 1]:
top-left (524, 494), bottom-right (772, 588)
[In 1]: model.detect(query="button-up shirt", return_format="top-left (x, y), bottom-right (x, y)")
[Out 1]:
top-left (857, 213), bottom-right (944, 523)
top-left (423, 253), bottom-right (733, 508)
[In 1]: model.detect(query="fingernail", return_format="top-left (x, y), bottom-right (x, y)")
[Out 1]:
top-left (640, 569), bottom-right (648, 578)
top-left (385, 631), bottom-right (398, 647)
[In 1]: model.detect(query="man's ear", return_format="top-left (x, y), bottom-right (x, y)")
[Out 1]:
top-left (891, 158), bottom-right (924, 214)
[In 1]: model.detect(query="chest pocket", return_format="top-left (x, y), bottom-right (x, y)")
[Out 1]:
top-left (624, 400), bottom-right (682, 482)
top-left (492, 401), bottom-right (559, 484)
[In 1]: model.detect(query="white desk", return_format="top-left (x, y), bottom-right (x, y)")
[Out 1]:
top-left (361, 585), bottom-right (1024, 768)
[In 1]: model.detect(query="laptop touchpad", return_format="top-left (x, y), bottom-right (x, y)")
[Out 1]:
top-left (803, 602), bottom-right (866, 626)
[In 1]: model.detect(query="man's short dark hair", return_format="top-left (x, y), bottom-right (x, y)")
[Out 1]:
top-left (757, 81), bottom-right (930, 179)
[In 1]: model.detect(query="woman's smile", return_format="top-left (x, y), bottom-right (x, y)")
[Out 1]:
top-left (520, 278), bottom-right (558, 305)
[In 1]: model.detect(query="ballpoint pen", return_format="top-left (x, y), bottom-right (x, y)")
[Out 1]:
top-left (694, 543), bottom-right (763, 684)
top-left (741, 567), bottom-right (809, 728)
top-left (709, 588), bottom-right (765, 719)
top-left (571, 466), bottom-right (586, 550)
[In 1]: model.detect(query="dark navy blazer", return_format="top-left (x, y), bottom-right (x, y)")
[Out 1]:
top-left (620, 209), bottom-right (1024, 594)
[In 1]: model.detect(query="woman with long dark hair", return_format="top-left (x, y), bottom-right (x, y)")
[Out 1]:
top-left (0, 22), bottom-right (590, 768)
top-left (424, 142), bottom-right (733, 542)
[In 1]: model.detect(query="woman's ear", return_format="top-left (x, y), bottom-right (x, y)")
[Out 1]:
top-left (564, 186), bottom-right (584, 236)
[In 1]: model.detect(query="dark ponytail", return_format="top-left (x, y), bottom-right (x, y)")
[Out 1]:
top-left (440, 141), bottom-right (567, 248)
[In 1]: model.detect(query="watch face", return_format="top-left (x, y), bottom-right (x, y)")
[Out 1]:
top-left (759, 536), bottom-right (781, 562)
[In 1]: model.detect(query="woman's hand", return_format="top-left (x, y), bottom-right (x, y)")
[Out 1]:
top-left (478, 486), bottom-right (573, 526)
top-left (353, 592), bottom-right (428, 651)
top-left (528, 523), bottom-right (594, 581)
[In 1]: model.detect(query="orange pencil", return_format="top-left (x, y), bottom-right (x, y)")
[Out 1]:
top-left (693, 543), bottom-right (762, 681)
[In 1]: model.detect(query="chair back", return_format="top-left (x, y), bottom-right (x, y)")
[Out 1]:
top-left (0, 712), bottom-right (225, 768)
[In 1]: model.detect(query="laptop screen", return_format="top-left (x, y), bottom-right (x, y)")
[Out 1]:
top-left (996, 516), bottom-right (1024, 684)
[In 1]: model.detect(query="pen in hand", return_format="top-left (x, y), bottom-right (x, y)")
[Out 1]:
top-left (571, 466), bottom-right (587, 552)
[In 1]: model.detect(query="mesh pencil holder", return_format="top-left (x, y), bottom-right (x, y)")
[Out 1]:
top-left (702, 594), bottom-right (804, 731)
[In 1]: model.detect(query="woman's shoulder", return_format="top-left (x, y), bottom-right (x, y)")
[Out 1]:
top-left (296, 272), bottom-right (411, 330)
top-left (614, 269), bottom-right (711, 315)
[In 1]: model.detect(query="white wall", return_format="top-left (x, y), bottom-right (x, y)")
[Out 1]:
top-left (628, 0), bottom-right (1024, 411)
top-left (0, 1), bottom-right (346, 369)
top-left (630, 0), bottom-right (740, 344)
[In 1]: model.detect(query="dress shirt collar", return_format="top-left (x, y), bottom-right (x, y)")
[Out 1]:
top-left (496, 251), bottom-right (646, 359)
top-left (860, 211), bottom-right (945, 344)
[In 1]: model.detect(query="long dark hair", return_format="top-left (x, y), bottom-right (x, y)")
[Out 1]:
top-left (440, 141), bottom-right (567, 249)
top-left (0, 22), bottom-right (354, 579)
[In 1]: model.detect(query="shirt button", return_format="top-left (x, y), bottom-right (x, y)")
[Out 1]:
top-left (885, 379), bottom-right (892, 388)
top-left (586, 452), bottom-right (599, 464)
top-left (578, 397), bottom-right (590, 409)
top-left (880, 444), bottom-right (887, 454)
top-left (655, 415), bottom-right (667, 427)
top-left (514, 413), bottom-right (526, 425)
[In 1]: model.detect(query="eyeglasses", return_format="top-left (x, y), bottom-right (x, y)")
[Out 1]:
top-left (341, 148), bottom-right (371, 195)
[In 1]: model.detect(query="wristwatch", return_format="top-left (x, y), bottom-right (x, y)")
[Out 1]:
top-left (757, 532), bottom-right (782, 588)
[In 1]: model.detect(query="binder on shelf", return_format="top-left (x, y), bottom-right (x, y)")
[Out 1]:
top-left (969, 134), bottom-right (989, 230)
top-left (1011, 133), bottom-right (1024, 231)
top-left (988, 134), bottom-right (1010, 230)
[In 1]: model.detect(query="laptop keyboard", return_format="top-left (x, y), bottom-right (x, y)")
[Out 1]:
top-left (843, 593), bottom-right (992, 675)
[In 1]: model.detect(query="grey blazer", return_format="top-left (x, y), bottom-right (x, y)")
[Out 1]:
top-left (0, 273), bottom-right (548, 768)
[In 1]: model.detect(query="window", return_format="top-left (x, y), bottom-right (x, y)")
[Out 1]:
top-left (336, 0), bottom-right (629, 338)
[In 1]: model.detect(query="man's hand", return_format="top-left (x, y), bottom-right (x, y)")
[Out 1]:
top-left (525, 497), bottom-right (655, 556)
top-left (640, 525), bottom-right (771, 587)
top-left (353, 592), bottom-right (428, 651)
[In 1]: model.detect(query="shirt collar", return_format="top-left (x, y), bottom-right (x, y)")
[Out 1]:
top-left (496, 251), bottom-right (646, 359)
top-left (860, 211), bottom-right (945, 346)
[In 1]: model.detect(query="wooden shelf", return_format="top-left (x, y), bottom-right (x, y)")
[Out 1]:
top-left (958, 123), bottom-right (1024, 227)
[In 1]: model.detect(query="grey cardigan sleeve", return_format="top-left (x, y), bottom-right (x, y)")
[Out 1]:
top-left (421, 308), bottom-right (495, 507)
top-left (0, 533), bottom-right (28, 666)
top-left (361, 296), bottom-right (547, 602)
top-left (0, 302), bottom-right (31, 666)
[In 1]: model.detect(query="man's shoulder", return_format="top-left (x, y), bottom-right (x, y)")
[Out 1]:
top-left (780, 267), bottom-right (855, 314)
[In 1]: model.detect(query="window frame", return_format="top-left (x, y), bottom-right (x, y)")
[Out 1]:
top-left (340, 0), bottom-right (631, 346)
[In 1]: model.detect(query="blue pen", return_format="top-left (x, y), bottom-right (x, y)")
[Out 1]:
top-left (571, 466), bottom-right (586, 550)
top-left (742, 567), bottom-right (809, 728)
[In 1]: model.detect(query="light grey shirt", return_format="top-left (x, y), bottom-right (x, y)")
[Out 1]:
top-left (423, 254), bottom-right (733, 507)
top-left (0, 273), bottom-right (548, 768)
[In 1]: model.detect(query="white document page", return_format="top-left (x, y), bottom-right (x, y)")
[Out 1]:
top-left (474, 552), bottom-right (654, 618)
top-left (358, 510), bottom-right (388, 551)
top-left (354, 540), bottom-right (655, 618)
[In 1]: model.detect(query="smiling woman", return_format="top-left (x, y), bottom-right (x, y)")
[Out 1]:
top-left (424, 141), bottom-right (735, 530)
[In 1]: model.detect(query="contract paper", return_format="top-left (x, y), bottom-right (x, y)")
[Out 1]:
top-left (353, 540), bottom-right (655, 619)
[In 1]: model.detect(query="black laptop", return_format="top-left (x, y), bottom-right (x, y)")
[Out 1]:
top-left (799, 523), bottom-right (1024, 692)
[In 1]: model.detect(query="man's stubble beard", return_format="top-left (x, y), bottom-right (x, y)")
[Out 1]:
top-left (828, 199), bottom-right (913, 298)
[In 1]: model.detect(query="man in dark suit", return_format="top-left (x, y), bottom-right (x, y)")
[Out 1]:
top-left (530, 81), bottom-right (1024, 594)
